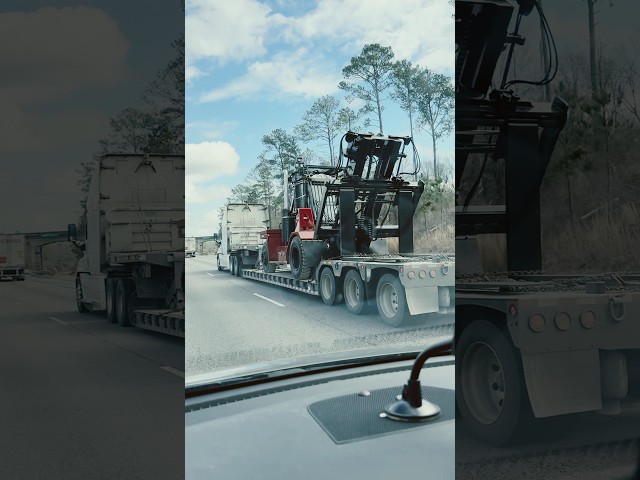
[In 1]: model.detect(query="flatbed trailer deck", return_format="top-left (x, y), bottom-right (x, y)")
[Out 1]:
top-left (233, 254), bottom-right (455, 327)
top-left (131, 309), bottom-right (185, 338)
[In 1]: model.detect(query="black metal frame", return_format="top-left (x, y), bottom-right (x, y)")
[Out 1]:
top-left (284, 133), bottom-right (424, 257)
top-left (455, 97), bottom-right (567, 271)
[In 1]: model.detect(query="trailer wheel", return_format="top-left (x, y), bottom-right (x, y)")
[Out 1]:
top-left (230, 256), bottom-right (237, 276)
top-left (343, 269), bottom-right (368, 315)
top-left (319, 266), bottom-right (343, 305)
top-left (376, 273), bottom-right (408, 327)
top-left (76, 277), bottom-right (89, 313)
top-left (232, 256), bottom-right (242, 276)
top-left (105, 279), bottom-right (116, 323)
top-left (115, 278), bottom-right (133, 327)
top-left (262, 246), bottom-right (276, 273)
top-left (456, 320), bottom-right (533, 446)
top-left (289, 236), bottom-right (312, 280)
top-left (236, 257), bottom-right (243, 276)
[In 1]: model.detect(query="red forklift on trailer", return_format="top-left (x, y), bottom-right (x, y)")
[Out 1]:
top-left (235, 131), bottom-right (455, 327)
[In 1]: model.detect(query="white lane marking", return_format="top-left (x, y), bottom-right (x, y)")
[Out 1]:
top-left (50, 316), bottom-right (68, 326)
top-left (161, 366), bottom-right (185, 378)
top-left (206, 272), bottom-right (215, 277)
top-left (15, 301), bottom-right (23, 305)
top-left (253, 293), bottom-right (285, 307)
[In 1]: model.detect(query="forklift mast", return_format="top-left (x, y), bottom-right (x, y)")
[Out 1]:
top-left (283, 132), bottom-right (425, 256)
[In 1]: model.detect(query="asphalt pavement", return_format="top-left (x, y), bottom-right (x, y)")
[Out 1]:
top-left (0, 274), bottom-right (184, 479)
top-left (456, 386), bottom-right (640, 479)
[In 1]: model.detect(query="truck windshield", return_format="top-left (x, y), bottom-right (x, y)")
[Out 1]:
top-left (184, 1), bottom-right (455, 379)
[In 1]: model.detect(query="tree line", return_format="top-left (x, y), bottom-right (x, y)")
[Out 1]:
top-left (222, 43), bottom-right (454, 249)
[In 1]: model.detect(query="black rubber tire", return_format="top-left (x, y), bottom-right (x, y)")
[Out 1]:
top-left (343, 269), bottom-right (368, 315)
top-left (115, 278), bottom-right (133, 327)
top-left (289, 236), bottom-right (312, 280)
top-left (231, 256), bottom-right (237, 276)
top-left (105, 279), bottom-right (117, 323)
top-left (127, 291), bottom-right (138, 326)
top-left (456, 320), bottom-right (534, 446)
top-left (76, 277), bottom-right (88, 313)
top-left (375, 273), bottom-right (408, 327)
top-left (262, 245), bottom-right (276, 273)
top-left (319, 266), bottom-right (343, 305)
top-left (236, 257), bottom-right (243, 276)
top-left (217, 255), bottom-right (222, 271)
top-left (233, 256), bottom-right (241, 276)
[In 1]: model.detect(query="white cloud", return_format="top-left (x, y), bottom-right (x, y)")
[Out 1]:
top-left (189, 0), bottom-right (453, 103)
top-left (186, 181), bottom-right (232, 205)
top-left (199, 48), bottom-right (340, 102)
top-left (281, 0), bottom-right (454, 73)
top-left (186, 64), bottom-right (204, 83)
top-left (186, 0), bottom-right (283, 65)
top-left (186, 141), bottom-right (240, 183)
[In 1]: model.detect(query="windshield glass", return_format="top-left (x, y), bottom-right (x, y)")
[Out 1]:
top-left (185, 0), bottom-right (455, 379)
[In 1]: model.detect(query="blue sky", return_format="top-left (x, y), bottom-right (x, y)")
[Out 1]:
top-left (185, 0), bottom-right (455, 237)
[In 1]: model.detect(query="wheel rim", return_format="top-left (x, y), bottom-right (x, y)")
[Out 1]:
top-left (461, 341), bottom-right (505, 425)
top-left (378, 282), bottom-right (398, 319)
top-left (320, 272), bottom-right (332, 300)
top-left (344, 276), bottom-right (360, 307)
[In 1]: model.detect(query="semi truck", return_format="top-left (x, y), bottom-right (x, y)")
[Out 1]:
top-left (0, 234), bottom-right (25, 281)
top-left (216, 203), bottom-right (269, 273)
top-left (455, 0), bottom-right (640, 445)
top-left (186, 237), bottom-right (197, 257)
top-left (69, 154), bottom-right (185, 338)
top-left (222, 132), bottom-right (455, 328)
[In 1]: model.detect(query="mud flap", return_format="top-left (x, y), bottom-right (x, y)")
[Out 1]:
top-left (521, 349), bottom-right (602, 418)
top-left (405, 286), bottom-right (439, 315)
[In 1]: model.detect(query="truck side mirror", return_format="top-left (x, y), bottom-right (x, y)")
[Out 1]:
top-left (68, 223), bottom-right (78, 241)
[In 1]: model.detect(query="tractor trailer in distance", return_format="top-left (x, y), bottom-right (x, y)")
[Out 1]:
top-left (0, 234), bottom-right (25, 281)
top-left (216, 203), bottom-right (269, 273)
top-left (185, 237), bottom-right (197, 257)
top-left (221, 132), bottom-right (455, 328)
top-left (69, 154), bottom-right (185, 337)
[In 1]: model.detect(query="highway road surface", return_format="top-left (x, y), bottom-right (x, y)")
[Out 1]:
top-left (0, 274), bottom-right (184, 479)
top-left (456, 412), bottom-right (640, 479)
top-left (185, 254), bottom-right (455, 376)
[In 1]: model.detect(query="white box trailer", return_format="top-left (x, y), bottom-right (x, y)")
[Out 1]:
top-left (0, 234), bottom-right (25, 281)
top-left (70, 154), bottom-right (185, 337)
top-left (185, 237), bottom-right (197, 257)
top-left (216, 203), bottom-right (269, 272)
